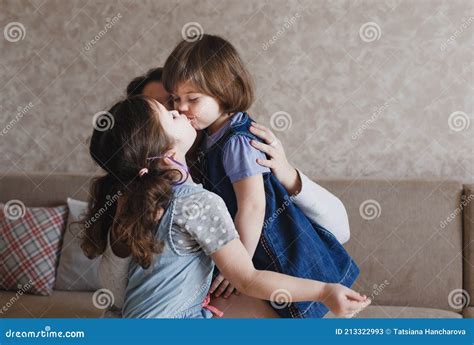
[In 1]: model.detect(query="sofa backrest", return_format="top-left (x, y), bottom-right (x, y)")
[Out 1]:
top-left (0, 173), bottom-right (94, 207)
top-left (317, 178), bottom-right (464, 312)
top-left (463, 184), bottom-right (474, 309)
top-left (0, 173), bottom-right (467, 312)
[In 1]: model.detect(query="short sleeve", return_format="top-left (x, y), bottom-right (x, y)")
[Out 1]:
top-left (222, 135), bottom-right (270, 183)
top-left (174, 191), bottom-right (239, 255)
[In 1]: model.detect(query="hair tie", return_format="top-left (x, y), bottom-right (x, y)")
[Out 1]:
top-left (138, 168), bottom-right (148, 177)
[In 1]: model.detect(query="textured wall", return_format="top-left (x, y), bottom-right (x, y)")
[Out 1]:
top-left (0, 0), bottom-right (472, 181)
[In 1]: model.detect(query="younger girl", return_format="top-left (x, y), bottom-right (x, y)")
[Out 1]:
top-left (81, 96), bottom-right (369, 318)
top-left (162, 34), bottom-right (361, 318)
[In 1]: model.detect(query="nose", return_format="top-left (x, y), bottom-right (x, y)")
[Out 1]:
top-left (176, 101), bottom-right (189, 113)
top-left (171, 110), bottom-right (180, 118)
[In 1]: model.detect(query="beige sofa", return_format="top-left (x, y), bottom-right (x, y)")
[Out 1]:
top-left (1, 173), bottom-right (472, 318)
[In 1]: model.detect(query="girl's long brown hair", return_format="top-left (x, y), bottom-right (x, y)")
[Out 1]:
top-left (81, 96), bottom-right (183, 269)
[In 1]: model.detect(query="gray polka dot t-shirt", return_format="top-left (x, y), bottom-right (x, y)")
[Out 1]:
top-left (172, 191), bottom-right (239, 255)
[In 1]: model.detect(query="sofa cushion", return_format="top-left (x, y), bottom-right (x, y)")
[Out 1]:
top-left (55, 198), bottom-right (100, 291)
top-left (325, 305), bottom-right (462, 318)
top-left (2, 290), bottom-right (458, 319)
top-left (211, 294), bottom-right (278, 318)
top-left (0, 203), bottom-right (68, 295)
top-left (0, 290), bottom-right (103, 318)
top-left (212, 294), bottom-right (462, 318)
top-left (462, 306), bottom-right (474, 318)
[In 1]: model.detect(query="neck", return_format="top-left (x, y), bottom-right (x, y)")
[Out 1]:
top-left (207, 113), bottom-right (233, 135)
top-left (173, 152), bottom-right (193, 183)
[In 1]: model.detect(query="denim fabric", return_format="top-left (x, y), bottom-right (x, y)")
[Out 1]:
top-left (198, 113), bottom-right (360, 318)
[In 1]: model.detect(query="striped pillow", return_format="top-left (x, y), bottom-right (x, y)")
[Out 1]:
top-left (0, 201), bottom-right (68, 295)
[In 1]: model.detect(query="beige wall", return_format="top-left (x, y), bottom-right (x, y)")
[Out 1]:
top-left (0, 0), bottom-right (472, 181)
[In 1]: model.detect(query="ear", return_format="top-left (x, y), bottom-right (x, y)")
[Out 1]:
top-left (155, 207), bottom-right (165, 221)
top-left (161, 150), bottom-right (176, 166)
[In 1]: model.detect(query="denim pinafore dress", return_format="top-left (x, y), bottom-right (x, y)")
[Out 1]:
top-left (123, 182), bottom-right (219, 318)
top-left (197, 112), bottom-right (360, 318)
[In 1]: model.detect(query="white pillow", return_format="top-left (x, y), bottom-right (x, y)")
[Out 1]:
top-left (54, 198), bottom-right (100, 291)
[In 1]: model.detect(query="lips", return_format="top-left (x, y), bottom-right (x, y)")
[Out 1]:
top-left (186, 115), bottom-right (198, 128)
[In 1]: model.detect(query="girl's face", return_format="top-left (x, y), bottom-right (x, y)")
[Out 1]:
top-left (171, 81), bottom-right (222, 131)
top-left (150, 100), bottom-right (196, 154)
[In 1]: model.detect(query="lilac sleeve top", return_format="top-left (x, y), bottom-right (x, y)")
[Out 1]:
top-left (222, 135), bottom-right (270, 183)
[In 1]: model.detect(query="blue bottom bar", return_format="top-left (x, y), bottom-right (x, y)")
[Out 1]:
top-left (0, 318), bottom-right (472, 345)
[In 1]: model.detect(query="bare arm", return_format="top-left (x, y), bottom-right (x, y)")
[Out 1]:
top-left (209, 174), bottom-right (266, 297)
top-left (212, 239), bottom-right (323, 301)
top-left (232, 174), bottom-right (266, 258)
top-left (211, 239), bottom-right (370, 316)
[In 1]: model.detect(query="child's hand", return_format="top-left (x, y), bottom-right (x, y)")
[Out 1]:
top-left (209, 273), bottom-right (239, 299)
top-left (249, 122), bottom-right (292, 177)
top-left (320, 283), bottom-right (371, 318)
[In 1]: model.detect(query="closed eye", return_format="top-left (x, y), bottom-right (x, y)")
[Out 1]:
top-left (170, 111), bottom-right (179, 119)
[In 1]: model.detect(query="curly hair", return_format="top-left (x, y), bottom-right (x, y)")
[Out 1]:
top-left (81, 96), bottom-right (183, 269)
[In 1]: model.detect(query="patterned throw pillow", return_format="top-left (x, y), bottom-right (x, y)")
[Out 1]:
top-left (0, 201), bottom-right (68, 295)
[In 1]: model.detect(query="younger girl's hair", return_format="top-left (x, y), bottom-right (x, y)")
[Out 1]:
top-left (81, 96), bottom-right (183, 269)
top-left (162, 34), bottom-right (254, 114)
